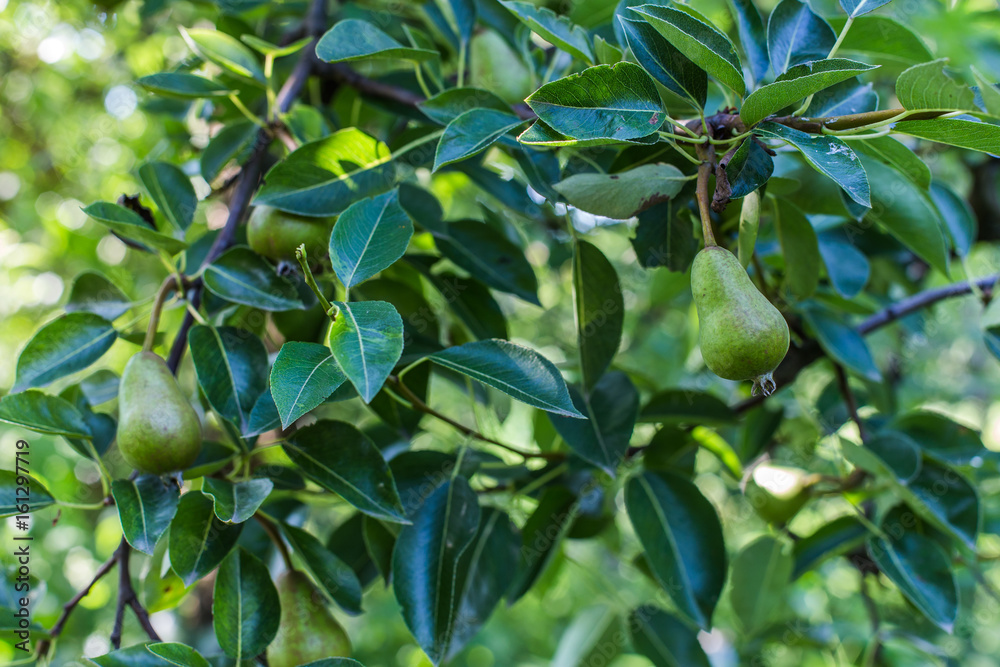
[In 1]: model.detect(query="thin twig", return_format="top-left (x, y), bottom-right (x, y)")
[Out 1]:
top-left (255, 513), bottom-right (294, 570)
top-left (111, 536), bottom-right (161, 649)
top-left (833, 362), bottom-right (867, 442)
top-left (37, 553), bottom-right (118, 656)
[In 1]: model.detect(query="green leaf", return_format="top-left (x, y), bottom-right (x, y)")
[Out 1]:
top-left (327, 301), bottom-right (404, 403)
top-left (792, 516), bottom-right (867, 578)
top-left (867, 522), bottom-right (957, 631)
top-left (202, 478), bottom-right (273, 523)
top-left (828, 16), bottom-right (932, 66)
top-left (168, 491), bottom-right (243, 586)
top-left (551, 605), bottom-right (620, 667)
top-left (212, 547), bottom-right (280, 660)
top-left (853, 135), bottom-right (930, 189)
top-left (138, 161), bottom-right (197, 231)
top-left (619, 17), bottom-right (706, 109)
top-left (429, 339), bottom-right (584, 418)
top-left (146, 643), bottom-right (211, 667)
top-left (554, 163), bottom-right (688, 220)
top-left (137, 72), bottom-right (233, 98)
top-left (729, 535), bottom-right (794, 634)
top-left (90, 644), bottom-right (175, 666)
top-left (13, 313), bottom-right (117, 392)
top-left (245, 388), bottom-right (280, 437)
top-left (800, 303), bottom-right (881, 381)
top-left (639, 389), bottom-right (737, 426)
top-left (284, 420), bottom-right (408, 522)
top-left (895, 118), bottom-right (1000, 155)
top-left (240, 34), bottom-right (313, 57)
top-left (508, 485), bottom-right (579, 601)
top-left (254, 128), bottom-right (395, 216)
top-left (594, 35), bottom-right (623, 65)
top-left (417, 87), bottom-right (512, 125)
top-left (630, 197), bottom-right (698, 271)
top-left (362, 516), bottom-right (395, 581)
top-left (973, 65), bottom-right (1000, 117)
top-left (61, 385), bottom-right (116, 459)
top-left (180, 27), bottom-right (263, 80)
top-left (499, 1), bottom-right (594, 63)
top-left (766, 0), bottom-right (835, 73)
top-left (189, 325), bottom-right (268, 433)
top-left (755, 122), bottom-right (870, 207)
top-left (433, 108), bottom-right (525, 171)
top-left (436, 220), bottom-right (540, 304)
top-left (931, 181), bottom-right (977, 257)
top-left (902, 458), bottom-right (979, 549)
top-left (201, 120), bottom-right (258, 183)
top-left (773, 198), bottom-right (820, 300)
top-left (631, 4), bottom-right (745, 96)
top-left (281, 523), bottom-right (363, 614)
top-left (805, 79), bottom-right (878, 116)
top-left (270, 342), bottom-right (347, 428)
top-left (625, 471), bottom-right (726, 629)
top-left (392, 477), bottom-right (481, 664)
top-left (330, 189), bottom-right (413, 288)
top-left (316, 19), bottom-right (438, 63)
top-left (856, 153), bottom-right (949, 275)
top-left (66, 271), bottom-right (131, 321)
top-left (549, 372), bottom-right (639, 475)
top-left (840, 432), bottom-right (921, 482)
top-left (518, 119), bottom-right (658, 147)
top-left (887, 409), bottom-right (985, 465)
top-left (728, 138), bottom-right (774, 198)
top-left (82, 202), bottom-right (188, 254)
top-left (0, 390), bottom-right (91, 438)
top-left (203, 246), bottom-right (304, 311)
top-left (112, 475), bottom-right (180, 555)
top-left (573, 240), bottom-right (623, 389)
top-left (740, 59), bottom-right (878, 128)
top-left (896, 59), bottom-right (977, 112)
top-left (0, 469), bottom-right (54, 518)
top-left (839, 0), bottom-right (895, 17)
top-left (526, 63), bottom-right (664, 142)
top-left (427, 272), bottom-right (508, 340)
top-left (628, 605), bottom-right (710, 667)
top-left (726, 0), bottom-right (769, 84)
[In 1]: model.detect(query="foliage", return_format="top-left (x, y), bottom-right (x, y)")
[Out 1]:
top-left (4, 0), bottom-right (1000, 665)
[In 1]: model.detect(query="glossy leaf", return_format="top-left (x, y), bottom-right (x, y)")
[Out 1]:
top-left (508, 485), bottom-right (578, 601)
top-left (90, 644), bottom-right (175, 666)
top-left (727, 137), bottom-right (775, 199)
top-left (281, 523), bottom-right (364, 614)
top-left (180, 27), bottom-right (263, 80)
top-left (0, 470), bottom-right (55, 518)
top-left (773, 198), bottom-right (820, 299)
top-left (887, 409), bottom-right (986, 465)
top-left (574, 240), bottom-right (624, 389)
top-left (740, 59), bottom-right (877, 127)
top-left (330, 189), bottom-right (413, 288)
top-left (549, 372), bottom-right (638, 475)
top-left (525, 63), bottom-right (663, 142)
top-left (829, 16), bottom-right (931, 65)
top-left (189, 325), bottom-right (269, 433)
top-left (726, 0), bottom-right (769, 84)
top-left (392, 477), bottom-right (481, 664)
top-left (254, 128), bottom-right (395, 216)
top-left (500, 1), bottom-right (594, 62)
top-left (817, 233), bottom-right (869, 298)
top-left (316, 19), bottom-right (438, 63)
top-left (66, 271), bottom-right (131, 321)
top-left (201, 120), bottom-right (258, 183)
top-left (245, 389), bottom-right (280, 437)
top-left (840, 0), bottom-right (895, 17)
top-left (767, 0), bottom-right (836, 73)
top-left (137, 72), bottom-right (232, 98)
top-left (212, 547), bottom-right (280, 660)
top-left (418, 87), bottom-right (511, 125)
top-left (792, 516), bottom-right (868, 578)
top-left (82, 202), bottom-right (187, 254)
top-left (867, 530), bottom-right (957, 631)
top-left (0, 390), bottom-right (91, 438)
top-left (639, 389), bottom-right (737, 426)
top-left (729, 535), bottom-right (793, 634)
top-left (270, 342), bottom-right (347, 428)
top-left (138, 161), bottom-right (197, 231)
top-left (805, 78), bottom-right (878, 116)
top-left (284, 420), bottom-right (407, 522)
top-left (327, 300), bottom-right (404, 403)
top-left (904, 458), bottom-right (979, 549)
top-left (434, 108), bottom-right (524, 171)
top-left (203, 246), bottom-right (304, 311)
top-left (628, 605), bottom-right (710, 667)
top-left (202, 478), bottom-right (273, 524)
top-left (854, 135), bottom-right (930, 189)
top-left (800, 303), bottom-right (881, 381)
top-left (625, 471), bottom-right (726, 629)
top-left (112, 475), bottom-right (180, 555)
top-left (429, 338), bottom-right (583, 418)
top-left (896, 59), bottom-right (977, 112)
top-left (931, 181), bottom-right (977, 257)
top-left (146, 643), bottom-right (211, 667)
top-left (895, 119), bottom-right (1000, 155)
top-left (631, 4), bottom-right (745, 96)
top-left (618, 17), bottom-right (706, 108)
top-left (631, 196), bottom-right (698, 271)
top-left (14, 313), bottom-right (116, 392)
top-left (436, 220), bottom-right (540, 305)
top-left (518, 119), bottom-right (658, 147)
top-left (428, 271), bottom-right (508, 340)
top-left (555, 164), bottom-right (687, 220)
top-left (169, 491), bottom-right (243, 586)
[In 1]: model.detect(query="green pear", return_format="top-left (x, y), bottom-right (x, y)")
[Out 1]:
top-left (247, 206), bottom-right (335, 263)
top-left (470, 29), bottom-right (535, 105)
top-left (117, 351), bottom-right (202, 474)
top-left (691, 246), bottom-right (789, 394)
top-left (268, 570), bottom-right (352, 667)
top-left (744, 464), bottom-right (811, 524)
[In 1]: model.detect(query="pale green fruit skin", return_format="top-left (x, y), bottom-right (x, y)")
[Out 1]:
top-left (247, 206), bottom-right (335, 263)
top-left (268, 571), bottom-right (352, 667)
top-left (117, 351), bottom-right (202, 474)
top-left (469, 30), bottom-right (535, 105)
top-left (691, 246), bottom-right (789, 382)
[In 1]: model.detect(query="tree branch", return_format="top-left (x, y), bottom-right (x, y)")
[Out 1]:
top-left (37, 552), bottom-right (118, 656)
top-left (110, 536), bottom-right (161, 649)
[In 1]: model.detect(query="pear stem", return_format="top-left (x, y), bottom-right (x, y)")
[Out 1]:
top-left (143, 276), bottom-right (183, 353)
top-left (295, 244), bottom-right (337, 320)
top-left (695, 153), bottom-right (716, 247)
top-left (255, 512), bottom-right (295, 570)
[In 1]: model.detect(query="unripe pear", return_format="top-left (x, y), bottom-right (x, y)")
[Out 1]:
top-left (744, 464), bottom-right (811, 524)
top-left (247, 206), bottom-right (335, 263)
top-left (691, 246), bottom-right (789, 395)
top-left (117, 351), bottom-right (202, 474)
top-left (268, 570), bottom-right (352, 667)
top-left (469, 30), bottom-right (535, 104)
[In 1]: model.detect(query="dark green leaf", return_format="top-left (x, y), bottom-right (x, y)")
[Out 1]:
top-left (767, 0), bottom-right (835, 73)
top-left (330, 189), bottom-right (412, 288)
top-left (629, 605), bottom-right (710, 667)
top-left (729, 535), bottom-right (793, 634)
top-left (112, 475), bottom-right (180, 555)
top-left (805, 78), bottom-right (878, 116)
top-left (854, 135), bottom-right (930, 189)
top-left (428, 271), bottom-right (509, 340)
top-left (618, 17), bottom-right (706, 108)
top-left (726, 0), bottom-right (769, 84)
top-left (436, 220), bottom-right (539, 304)
top-left (284, 420), bottom-right (407, 522)
top-left (630, 197), bottom-right (698, 271)
top-left (839, 0), bottom-right (895, 17)
top-left (429, 338), bottom-right (584, 418)
top-left (434, 108), bottom-right (525, 171)
top-left (281, 523), bottom-right (364, 614)
top-left (203, 246), bottom-right (304, 311)
top-left (895, 118), bottom-right (1000, 155)
top-left (829, 16), bottom-right (932, 65)
top-left (90, 644), bottom-right (175, 666)
top-left (550, 372), bottom-right (638, 475)
top-left (0, 469), bottom-right (55, 518)
top-left (625, 471), bottom-right (727, 629)
top-left (169, 491), bottom-right (243, 585)
top-left (189, 325), bottom-right (268, 433)
top-left (418, 87), bottom-right (511, 125)
top-left (245, 389), bottom-right (280, 437)
top-left (773, 198), bottom-right (820, 299)
top-left (316, 19), bottom-right (438, 63)
top-left (66, 271), bottom-right (131, 321)
top-left (500, 1), bottom-right (594, 62)
top-left (146, 643), bottom-right (211, 667)
top-left (792, 516), bottom-right (868, 578)
top-left (202, 478), bottom-right (272, 523)
top-left (201, 120), bottom-right (258, 183)
top-left (727, 138), bottom-right (774, 199)
top-left (887, 410), bottom-right (985, 465)
top-left (930, 181), bottom-right (977, 257)
top-left (800, 303), bottom-right (881, 381)
top-left (639, 389), bottom-right (737, 425)
top-left (180, 27), bottom-right (263, 80)
top-left (212, 547), bottom-right (280, 660)
top-left (555, 164), bottom-right (688, 219)
top-left (0, 390), bottom-right (91, 438)
top-left (14, 313), bottom-right (116, 392)
top-left (903, 458), bottom-right (979, 549)
top-left (362, 516), bottom-right (395, 581)
top-left (270, 342), bottom-right (347, 428)
top-left (138, 161), bottom-right (197, 231)
top-left (82, 201), bottom-right (187, 254)
top-left (137, 72), bottom-right (233, 98)
top-left (574, 240), bottom-right (623, 389)
top-left (526, 63), bottom-right (664, 142)
top-left (327, 301), bottom-right (404, 403)
top-left (508, 485), bottom-right (579, 601)
top-left (518, 119), bottom-right (658, 147)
